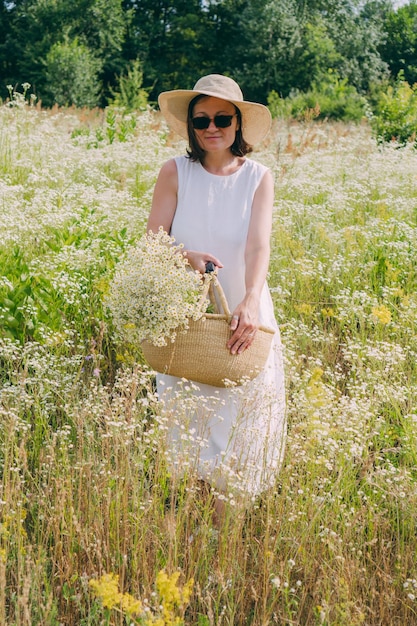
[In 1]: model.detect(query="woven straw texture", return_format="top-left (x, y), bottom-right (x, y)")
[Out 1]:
top-left (141, 276), bottom-right (275, 387)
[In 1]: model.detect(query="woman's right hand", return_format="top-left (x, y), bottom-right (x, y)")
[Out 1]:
top-left (183, 250), bottom-right (223, 273)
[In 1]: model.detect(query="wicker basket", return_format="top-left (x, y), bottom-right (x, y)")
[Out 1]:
top-left (141, 274), bottom-right (275, 387)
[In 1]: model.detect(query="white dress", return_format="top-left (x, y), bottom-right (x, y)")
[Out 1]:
top-left (156, 155), bottom-right (286, 500)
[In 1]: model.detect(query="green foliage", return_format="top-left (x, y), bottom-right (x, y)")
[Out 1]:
top-left (220, 0), bottom-right (390, 103)
top-left (230, 0), bottom-right (304, 100)
top-left (267, 91), bottom-right (292, 119)
top-left (298, 18), bottom-right (342, 87)
top-left (0, 247), bottom-right (62, 343)
top-left (268, 72), bottom-right (367, 122)
top-left (317, 0), bottom-right (390, 92)
top-left (72, 108), bottom-right (138, 146)
top-left (109, 59), bottom-right (149, 111)
top-left (0, 0), bottom-right (397, 111)
top-left (125, 0), bottom-right (215, 99)
top-left (102, 107), bottom-right (138, 144)
top-left (370, 73), bottom-right (417, 146)
top-left (44, 36), bottom-right (102, 108)
top-left (3, 0), bottom-right (127, 106)
top-left (380, 1), bottom-right (417, 86)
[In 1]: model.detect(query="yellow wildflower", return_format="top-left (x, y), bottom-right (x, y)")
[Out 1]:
top-left (89, 572), bottom-right (142, 616)
top-left (309, 367), bottom-right (324, 384)
top-left (385, 259), bottom-right (400, 282)
top-left (306, 368), bottom-right (326, 407)
top-left (294, 303), bottom-right (314, 316)
top-left (121, 593), bottom-right (142, 616)
top-left (156, 570), bottom-right (194, 625)
top-left (371, 304), bottom-right (392, 325)
top-left (89, 573), bottom-right (122, 610)
top-left (157, 570), bottom-right (181, 609)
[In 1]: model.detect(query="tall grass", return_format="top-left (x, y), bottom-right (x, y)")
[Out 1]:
top-left (1, 102), bottom-right (417, 625)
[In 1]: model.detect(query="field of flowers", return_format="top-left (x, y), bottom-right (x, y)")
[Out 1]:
top-left (1, 97), bottom-right (417, 625)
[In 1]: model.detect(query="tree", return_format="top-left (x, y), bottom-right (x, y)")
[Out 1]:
top-left (204, 0), bottom-right (390, 103)
top-left (44, 36), bottom-right (102, 108)
top-left (122, 0), bottom-right (214, 100)
top-left (109, 58), bottom-right (149, 110)
top-left (205, 0), bottom-right (304, 102)
top-left (380, 1), bottom-right (417, 85)
top-left (319, 0), bottom-right (390, 91)
top-left (0, 3), bottom-right (12, 89)
top-left (0, 0), bottom-right (405, 110)
top-left (2, 0), bottom-right (128, 105)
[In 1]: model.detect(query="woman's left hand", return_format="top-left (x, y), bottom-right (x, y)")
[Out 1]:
top-left (226, 297), bottom-right (259, 355)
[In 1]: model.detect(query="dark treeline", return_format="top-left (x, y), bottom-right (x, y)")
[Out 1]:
top-left (1, 0), bottom-right (417, 109)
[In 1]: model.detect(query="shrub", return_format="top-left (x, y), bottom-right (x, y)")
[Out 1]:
top-left (109, 58), bottom-right (149, 112)
top-left (268, 72), bottom-right (367, 122)
top-left (44, 35), bottom-right (102, 108)
top-left (369, 72), bottom-right (417, 146)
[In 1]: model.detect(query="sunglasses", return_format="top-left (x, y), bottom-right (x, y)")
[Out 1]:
top-left (191, 114), bottom-right (236, 130)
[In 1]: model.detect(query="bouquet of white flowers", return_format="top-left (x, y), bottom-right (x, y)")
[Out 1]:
top-left (106, 228), bottom-right (207, 347)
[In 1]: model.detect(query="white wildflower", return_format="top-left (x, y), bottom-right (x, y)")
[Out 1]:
top-left (106, 228), bottom-right (208, 346)
top-left (271, 576), bottom-right (281, 589)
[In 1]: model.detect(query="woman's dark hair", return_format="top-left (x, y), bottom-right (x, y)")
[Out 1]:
top-left (186, 94), bottom-right (253, 162)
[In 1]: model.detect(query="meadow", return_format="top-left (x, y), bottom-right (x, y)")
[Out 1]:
top-left (1, 96), bottom-right (417, 625)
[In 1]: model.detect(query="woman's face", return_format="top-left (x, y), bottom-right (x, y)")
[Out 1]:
top-left (191, 96), bottom-right (239, 153)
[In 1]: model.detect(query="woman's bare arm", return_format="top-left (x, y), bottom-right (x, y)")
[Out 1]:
top-left (147, 158), bottom-right (178, 234)
top-left (227, 169), bottom-right (274, 354)
top-left (147, 159), bottom-right (223, 272)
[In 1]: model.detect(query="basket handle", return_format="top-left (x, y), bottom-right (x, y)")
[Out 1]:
top-left (200, 262), bottom-right (232, 318)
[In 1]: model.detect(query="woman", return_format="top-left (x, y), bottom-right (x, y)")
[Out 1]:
top-left (147, 74), bottom-right (286, 515)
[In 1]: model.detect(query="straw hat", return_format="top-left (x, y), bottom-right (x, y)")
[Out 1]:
top-left (158, 74), bottom-right (272, 146)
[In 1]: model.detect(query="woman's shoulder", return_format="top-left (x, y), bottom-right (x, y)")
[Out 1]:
top-left (155, 158), bottom-right (179, 192)
top-left (160, 157), bottom-right (178, 173)
top-left (160, 156), bottom-right (200, 189)
top-left (245, 157), bottom-right (269, 174)
top-left (243, 158), bottom-right (270, 185)
top-left (166, 154), bottom-right (194, 171)
top-left (158, 156), bottom-right (189, 180)
top-left (159, 158), bottom-right (177, 178)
